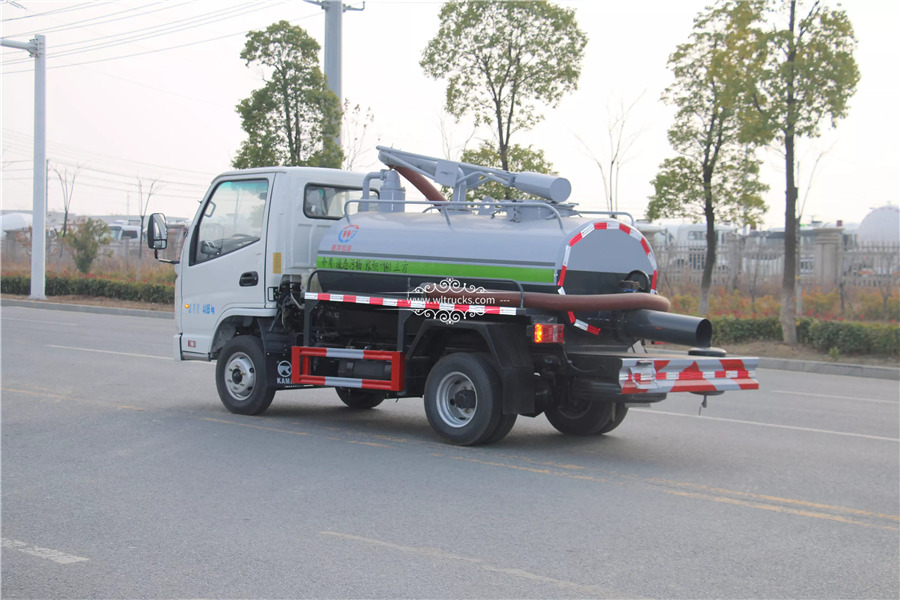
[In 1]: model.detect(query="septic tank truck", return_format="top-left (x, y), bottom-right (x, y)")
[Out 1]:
top-left (146, 146), bottom-right (758, 445)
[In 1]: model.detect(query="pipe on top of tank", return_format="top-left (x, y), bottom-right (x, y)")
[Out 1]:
top-left (376, 146), bottom-right (571, 204)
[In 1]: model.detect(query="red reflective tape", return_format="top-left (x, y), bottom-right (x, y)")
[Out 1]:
top-left (298, 374), bottom-right (328, 386)
top-left (651, 271), bottom-right (658, 290)
top-left (305, 347), bottom-right (330, 357)
top-left (396, 299), bottom-right (411, 308)
top-left (483, 306), bottom-right (501, 314)
top-left (369, 297), bottom-right (384, 305)
top-left (359, 379), bottom-right (395, 391)
top-left (568, 311), bottom-right (576, 324)
top-left (587, 324), bottom-right (601, 335)
top-left (621, 382), bottom-right (648, 394)
top-left (675, 362), bottom-right (705, 380)
top-left (360, 349), bottom-right (397, 361)
top-left (640, 238), bottom-right (651, 255)
top-left (557, 265), bottom-right (567, 286)
top-left (594, 221), bottom-right (608, 230)
top-left (343, 295), bottom-right (357, 303)
top-left (619, 224), bottom-right (632, 235)
top-left (569, 232), bottom-right (583, 246)
top-left (720, 359), bottom-right (749, 371)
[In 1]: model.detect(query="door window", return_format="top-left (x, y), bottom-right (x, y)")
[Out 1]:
top-left (303, 184), bottom-right (375, 219)
top-left (192, 179), bottom-right (268, 265)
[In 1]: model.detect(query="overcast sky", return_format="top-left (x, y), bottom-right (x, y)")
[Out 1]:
top-left (1, 0), bottom-right (897, 229)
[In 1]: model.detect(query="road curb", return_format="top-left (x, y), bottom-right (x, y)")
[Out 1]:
top-left (756, 356), bottom-right (899, 381)
top-left (3, 298), bottom-right (898, 380)
top-left (1, 298), bottom-right (174, 320)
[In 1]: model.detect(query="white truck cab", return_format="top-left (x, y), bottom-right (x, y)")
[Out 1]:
top-left (170, 167), bottom-right (374, 361)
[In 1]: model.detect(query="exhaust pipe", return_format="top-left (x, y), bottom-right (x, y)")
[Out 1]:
top-left (620, 309), bottom-right (712, 348)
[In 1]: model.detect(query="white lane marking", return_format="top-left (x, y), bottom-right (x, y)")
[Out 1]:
top-left (630, 408), bottom-right (900, 442)
top-left (2, 538), bottom-right (89, 564)
top-left (2, 317), bottom-right (78, 326)
top-left (320, 531), bottom-right (638, 598)
top-left (47, 344), bottom-right (169, 361)
top-left (773, 389), bottom-right (899, 405)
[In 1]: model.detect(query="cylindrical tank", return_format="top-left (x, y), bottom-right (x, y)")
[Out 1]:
top-left (314, 207), bottom-right (658, 297)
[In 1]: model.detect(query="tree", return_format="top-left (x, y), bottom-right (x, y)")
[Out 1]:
top-left (648, 0), bottom-right (768, 315)
top-left (233, 20), bottom-right (342, 169)
top-left (421, 0), bottom-right (586, 173)
top-left (50, 162), bottom-right (82, 275)
top-left (577, 92), bottom-right (645, 213)
top-left (341, 100), bottom-right (374, 171)
top-left (66, 218), bottom-right (111, 275)
top-left (738, 0), bottom-right (859, 344)
top-left (460, 141), bottom-right (556, 201)
top-left (135, 177), bottom-right (161, 281)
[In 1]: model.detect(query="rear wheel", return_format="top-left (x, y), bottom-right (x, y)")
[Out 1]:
top-left (216, 336), bottom-right (275, 415)
top-left (545, 397), bottom-right (613, 436)
top-left (424, 353), bottom-right (504, 446)
top-left (336, 388), bottom-right (385, 410)
top-left (597, 404), bottom-right (629, 434)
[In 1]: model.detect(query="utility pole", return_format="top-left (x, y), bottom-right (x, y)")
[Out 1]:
top-left (303, 1), bottom-right (364, 140)
top-left (2, 34), bottom-right (46, 299)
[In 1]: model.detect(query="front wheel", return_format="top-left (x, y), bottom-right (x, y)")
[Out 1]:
top-left (424, 353), bottom-right (504, 446)
top-left (336, 387), bottom-right (385, 410)
top-left (215, 336), bottom-right (275, 415)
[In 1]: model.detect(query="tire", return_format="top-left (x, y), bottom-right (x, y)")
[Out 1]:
top-left (597, 404), bottom-right (628, 434)
top-left (545, 397), bottom-right (613, 436)
top-left (483, 413), bottom-right (518, 445)
top-left (336, 387), bottom-right (385, 410)
top-left (475, 353), bottom-right (517, 445)
top-left (215, 336), bottom-right (275, 416)
top-left (424, 353), bottom-right (504, 446)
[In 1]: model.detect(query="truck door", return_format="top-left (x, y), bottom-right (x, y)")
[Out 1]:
top-left (179, 176), bottom-right (271, 356)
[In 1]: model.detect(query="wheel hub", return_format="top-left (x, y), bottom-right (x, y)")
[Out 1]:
top-left (436, 371), bottom-right (476, 428)
top-left (224, 352), bottom-right (255, 400)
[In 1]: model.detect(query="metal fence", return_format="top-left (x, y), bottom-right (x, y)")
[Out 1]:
top-left (2, 227), bottom-right (897, 296)
top-left (652, 235), bottom-right (899, 295)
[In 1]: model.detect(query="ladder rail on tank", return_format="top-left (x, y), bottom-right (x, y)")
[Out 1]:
top-left (342, 198), bottom-right (566, 231)
top-left (575, 210), bottom-right (635, 226)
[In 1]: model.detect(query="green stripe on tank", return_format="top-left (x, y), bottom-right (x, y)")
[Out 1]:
top-left (316, 255), bottom-right (556, 283)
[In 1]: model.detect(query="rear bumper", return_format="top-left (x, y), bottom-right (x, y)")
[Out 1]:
top-left (618, 355), bottom-right (759, 395)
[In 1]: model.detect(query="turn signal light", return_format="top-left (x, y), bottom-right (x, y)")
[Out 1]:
top-left (532, 323), bottom-right (564, 344)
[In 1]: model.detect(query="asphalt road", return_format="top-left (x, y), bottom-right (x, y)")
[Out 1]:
top-left (2, 306), bottom-right (898, 599)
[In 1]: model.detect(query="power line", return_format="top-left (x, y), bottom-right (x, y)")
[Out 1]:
top-left (2, 128), bottom-right (219, 177)
top-left (5, 3), bottom-right (174, 36)
top-left (2, 2), bottom-right (279, 65)
top-left (1, 4), bottom-right (318, 74)
top-left (1, 1), bottom-right (115, 22)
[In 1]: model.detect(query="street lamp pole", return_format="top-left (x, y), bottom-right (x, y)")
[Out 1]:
top-left (2, 34), bottom-right (47, 299)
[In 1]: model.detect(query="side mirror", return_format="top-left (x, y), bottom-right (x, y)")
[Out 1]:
top-left (147, 213), bottom-right (168, 250)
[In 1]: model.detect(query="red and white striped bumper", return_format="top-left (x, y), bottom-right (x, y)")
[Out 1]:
top-left (619, 356), bottom-right (759, 395)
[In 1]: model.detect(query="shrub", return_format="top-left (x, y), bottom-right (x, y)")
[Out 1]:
top-left (799, 319), bottom-right (899, 357)
top-left (2, 274), bottom-right (173, 305)
top-left (710, 316), bottom-right (781, 344)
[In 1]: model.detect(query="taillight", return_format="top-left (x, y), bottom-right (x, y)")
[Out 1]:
top-left (531, 323), bottom-right (564, 344)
